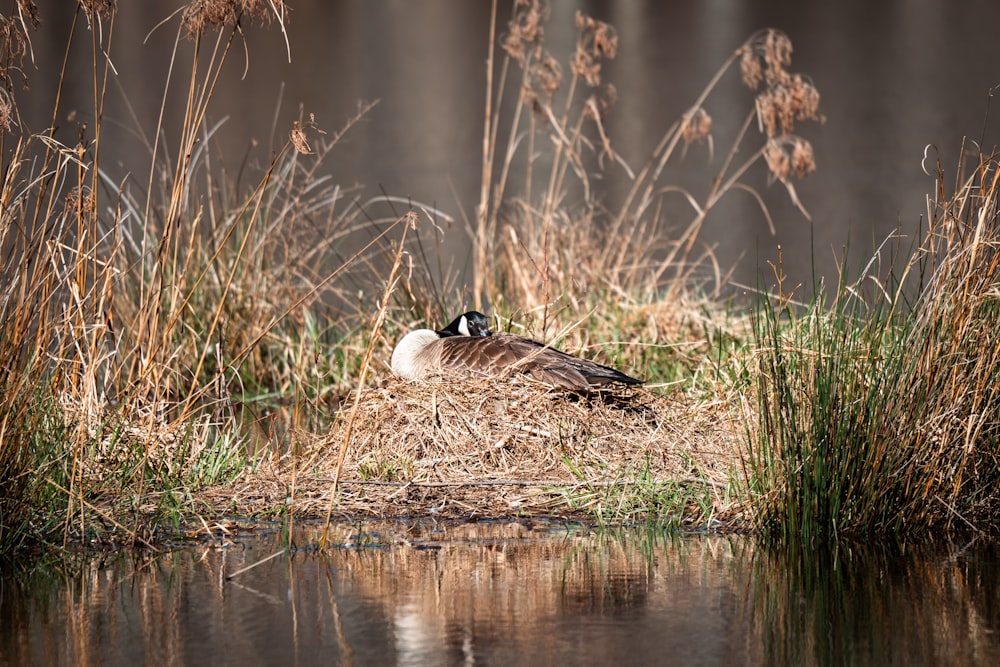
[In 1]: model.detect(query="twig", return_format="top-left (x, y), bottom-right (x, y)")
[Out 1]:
top-left (226, 549), bottom-right (286, 580)
top-left (45, 477), bottom-right (159, 551)
top-left (935, 495), bottom-right (983, 534)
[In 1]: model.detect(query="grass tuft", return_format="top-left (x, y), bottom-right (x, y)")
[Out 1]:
top-left (744, 148), bottom-right (1000, 540)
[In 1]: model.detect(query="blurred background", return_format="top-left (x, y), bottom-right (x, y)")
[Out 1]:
top-left (22, 0), bottom-right (1000, 293)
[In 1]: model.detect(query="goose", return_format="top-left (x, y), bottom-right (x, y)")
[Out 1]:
top-left (390, 311), bottom-right (643, 391)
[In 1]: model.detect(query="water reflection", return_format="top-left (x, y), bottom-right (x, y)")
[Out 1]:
top-left (0, 521), bottom-right (997, 666)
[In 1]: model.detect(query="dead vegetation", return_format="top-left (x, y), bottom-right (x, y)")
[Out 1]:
top-left (199, 376), bottom-right (741, 524)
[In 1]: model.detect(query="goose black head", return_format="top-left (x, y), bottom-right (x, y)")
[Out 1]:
top-left (437, 311), bottom-right (493, 338)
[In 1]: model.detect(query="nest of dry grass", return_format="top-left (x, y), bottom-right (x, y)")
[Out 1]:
top-left (207, 376), bottom-right (742, 521)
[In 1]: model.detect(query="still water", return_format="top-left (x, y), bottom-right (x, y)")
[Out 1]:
top-left (1, 520), bottom-right (997, 666)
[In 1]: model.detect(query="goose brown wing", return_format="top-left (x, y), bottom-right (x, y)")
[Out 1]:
top-left (490, 335), bottom-right (588, 389)
top-left (533, 346), bottom-right (642, 388)
top-left (434, 334), bottom-right (575, 383)
top-left (435, 335), bottom-right (513, 376)
top-left (435, 333), bottom-right (642, 389)
top-left (497, 334), bottom-right (643, 389)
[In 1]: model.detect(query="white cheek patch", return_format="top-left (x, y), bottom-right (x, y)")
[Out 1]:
top-left (458, 316), bottom-right (471, 336)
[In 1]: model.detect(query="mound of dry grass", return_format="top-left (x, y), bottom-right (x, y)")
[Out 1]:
top-left (204, 376), bottom-right (742, 523)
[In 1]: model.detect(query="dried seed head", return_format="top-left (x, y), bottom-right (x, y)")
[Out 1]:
top-left (761, 30), bottom-right (793, 85)
top-left (181, 0), bottom-right (285, 40)
top-left (17, 1), bottom-right (40, 27)
top-left (682, 107), bottom-right (713, 145)
top-left (599, 82), bottom-right (617, 111)
top-left (571, 11), bottom-right (617, 87)
top-left (532, 53), bottom-right (562, 97)
top-left (290, 113), bottom-right (324, 154)
top-left (291, 123), bottom-right (310, 155)
top-left (504, 2), bottom-right (560, 110)
top-left (66, 186), bottom-right (96, 218)
top-left (754, 74), bottom-right (822, 139)
top-left (79, 0), bottom-right (115, 20)
top-left (0, 90), bottom-right (14, 131)
top-left (570, 50), bottom-right (598, 87)
top-left (764, 137), bottom-right (816, 182)
top-left (503, 0), bottom-right (548, 65)
top-left (740, 27), bottom-right (823, 186)
top-left (788, 73), bottom-right (822, 125)
top-left (739, 44), bottom-right (763, 89)
top-left (790, 137), bottom-right (816, 178)
top-left (0, 10), bottom-right (35, 90)
top-left (764, 140), bottom-right (790, 181)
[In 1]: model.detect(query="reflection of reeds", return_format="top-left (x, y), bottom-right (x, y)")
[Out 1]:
top-left (24, 524), bottom-right (732, 664)
top-left (743, 537), bottom-right (1000, 665)
top-left (4, 525), bottom-right (998, 664)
